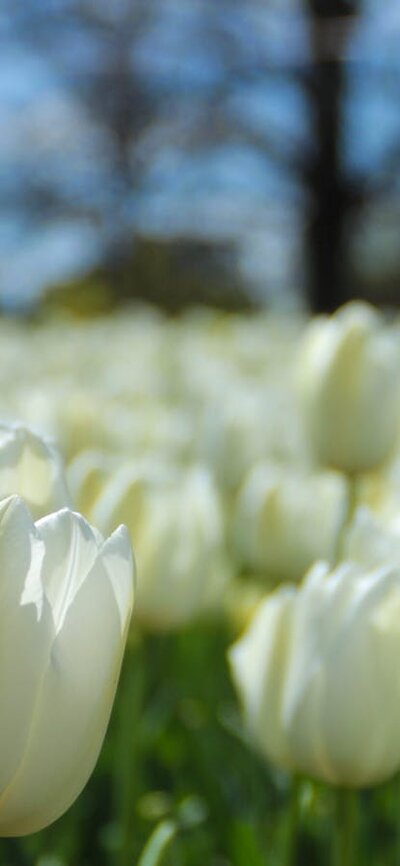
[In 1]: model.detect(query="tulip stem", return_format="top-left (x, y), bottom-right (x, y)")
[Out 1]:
top-left (114, 640), bottom-right (145, 866)
top-left (284, 775), bottom-right (300, 866)
top-left (333, 788), bottom-right (358, 866)
top-left (334, 474), bottom-right (360, 565)
top-left (137, 819), bottom-right (177, 866)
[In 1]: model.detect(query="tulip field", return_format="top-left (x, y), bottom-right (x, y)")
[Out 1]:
top-left (2, 301), bottom-right (400, 865)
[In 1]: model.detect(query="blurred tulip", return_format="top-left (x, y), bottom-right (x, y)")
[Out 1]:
top-left (68, 449), bottom-right (109, 517)
top-left (232, 463), bottom-right (347, 582)
top-left (344, 505), bottom-right (400, 569)
top-left (91, 462), bottom-right (229, 630)
top-left (195, 385), bottom-right (305, 492)
top-left (298, 302), bottom-right (399, 473)
top-left (0, 496), bottom-right (134, 836)
top-left (0, 424), bottom-right (71, 519)
top-left (229, 559), bottom-right (400, 787)
top-left (223, 577), bottom-right (265, 634)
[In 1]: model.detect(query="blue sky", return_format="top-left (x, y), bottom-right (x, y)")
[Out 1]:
top-left (1, 0), bottom-right (400, 309)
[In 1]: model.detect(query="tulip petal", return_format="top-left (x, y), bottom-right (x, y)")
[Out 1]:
top-left (284, 563), bottom-right (400, 786)
top-left (36, 509), bottom-right (104, 631)
top-left (0, 425), bottom-right (71, 519)
top-left (0, 497), bottom-right (53, 797)
top-left (100, 524), bottom-right (135, 631)
top-left (283, 562), bottom-right (363, 782)
top-left (0, 528), bottom-right (133, 836)
top-left (228, 587), bottom-right (295, 770)
top-left (320, 568), bottom-right (400, 786)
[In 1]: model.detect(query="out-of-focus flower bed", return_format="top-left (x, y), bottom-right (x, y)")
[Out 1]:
top-left (0, 307), bottom-right (311, 630)
top-left (3, 301), bottom-right (400, 865)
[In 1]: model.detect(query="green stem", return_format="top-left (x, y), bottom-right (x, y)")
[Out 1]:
top-left (395, 781), bottom-right (400, 866)
top-left (137, 819), bottom-right (178, 866)
top-left (284, 775), bottom-right (301, 866)
top-left (334, 474), bottom-right (361, 565)
top-left (333, 788), bottom-right (358, 866)
top-left (114, 638), bottom-right (145, 866)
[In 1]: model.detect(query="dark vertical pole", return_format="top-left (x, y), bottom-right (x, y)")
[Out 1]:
top-left (304, 1), bottom-right (359, 313)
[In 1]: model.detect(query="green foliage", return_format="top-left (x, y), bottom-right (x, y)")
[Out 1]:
top-left (40, 237), bottom-right (254, 318)
top-left (1, 621), bottom-right (399, 865)
top-left (40, 278), bottom-right (114, 319)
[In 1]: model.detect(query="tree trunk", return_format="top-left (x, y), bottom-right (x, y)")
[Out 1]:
top-left (304, 1), bottom-right (360, 313)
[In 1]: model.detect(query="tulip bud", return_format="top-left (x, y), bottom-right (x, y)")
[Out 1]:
top-left (223, 578), bottom-right (265, 634)
top-left (298, 302), bottom-right (400, 473)
top-left (232, 463), bottom-right (347, 582)
top-left (0, 424), bottom-right (71, 519)
top-left (229, 559), bottom-right (400, 787)
top-left (195, 382), bottom-right (304, 491)
top-left (0, 496), bottom-right (134, 835)
top-left (91, 462), bottom-right (229, 630)
top-left (344, 505), bottom-right (400, 570)
top-left (68, 449), bottom-right (109, 517)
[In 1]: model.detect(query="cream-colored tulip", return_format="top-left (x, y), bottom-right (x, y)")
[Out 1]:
top-left (229, 559), bottom-right (400, 787)
top-left (298, 302), bottom-right (399, 473)
top-left (0, 495), bottom-right (134, 836)
top-left (344, 505), bottom-right (400, 570)
top-left (0, 424), bottom-right (70, 519)
top-left (232, 463), bottom-right (347, 582)
top-left (223, 578), bottom-right (266, 634)
top-left (68, 449), bottom-right (109, 517)
top-left (196, 385), bottom-right (305, 491)
top-left (91, 462), bottom-right (229, 630)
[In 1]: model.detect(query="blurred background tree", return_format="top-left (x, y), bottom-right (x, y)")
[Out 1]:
top-left (2, 0), bottom-right (400, 314)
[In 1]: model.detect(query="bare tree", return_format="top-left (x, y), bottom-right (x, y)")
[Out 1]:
top-left (304, 0), bottom-right (362, 312)
top-left (4, 0), bottom-right (400, 312)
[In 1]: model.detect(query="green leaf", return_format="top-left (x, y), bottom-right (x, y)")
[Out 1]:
top-left (136, 819), bottom-right (177, 866)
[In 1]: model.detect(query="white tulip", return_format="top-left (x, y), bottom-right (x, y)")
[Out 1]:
top-left (68, 449), bottom-right (109, 517)
top-left (233, 463), bottom-right (347, 582)
top-left (196, 384), bottom-right (306, 492)
top-left (0, 424), bottom-right (71, 519)
top-left (0, 495), bottom-right (134, 836)
top-left (91, 462), bottom-right (229, 630)
top-left (298, 302), bottom-right (400, 473)
top-left (229, 559), bottom-right (400, 787)
top-left (344, 505), bottom-right (400, 570)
